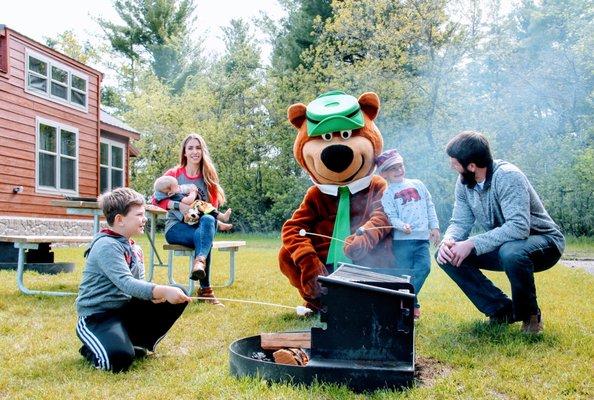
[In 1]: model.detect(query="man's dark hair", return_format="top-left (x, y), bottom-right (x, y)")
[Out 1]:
top-left (445, 130), bottom-right (493, 168)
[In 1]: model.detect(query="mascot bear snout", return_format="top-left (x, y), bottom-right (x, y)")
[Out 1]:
top-left (321, 144), bottom-right (353, 172)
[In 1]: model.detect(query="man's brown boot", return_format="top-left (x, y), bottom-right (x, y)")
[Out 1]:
top-left (521, 312), bottom-right (543, 334)
top-left (189, 256), bottom-right (206, 281)
top-left (199, 287), bottom-right (224, 307)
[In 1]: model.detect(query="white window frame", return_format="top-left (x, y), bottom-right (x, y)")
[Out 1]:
top-left (100, 138), bottom-right (126, 193)
top-left (25, 49), bottom-right (89, 112)
top-left (35, 117), bottom-right (79, 196)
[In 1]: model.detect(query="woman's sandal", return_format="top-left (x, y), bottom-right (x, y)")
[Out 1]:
top-left (189, 256), bottom-right (206, 281)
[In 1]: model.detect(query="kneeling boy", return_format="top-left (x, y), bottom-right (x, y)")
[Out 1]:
top-left (75, 187), bottom-right (191, 372)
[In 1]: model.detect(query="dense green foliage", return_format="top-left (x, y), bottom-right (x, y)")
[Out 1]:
top-left (91, 0), bottom-right (593, 235)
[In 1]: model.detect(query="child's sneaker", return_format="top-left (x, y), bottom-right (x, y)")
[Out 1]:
top-left (133, 346), bottom-right (149, 358)
top-left (413, 307), bottom-right (421, 320)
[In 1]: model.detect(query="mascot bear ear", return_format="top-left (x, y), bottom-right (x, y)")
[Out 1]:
top-left (287, 103), bottom-right (307, 129)
top-left (358, 92), bottom-right (380, 121)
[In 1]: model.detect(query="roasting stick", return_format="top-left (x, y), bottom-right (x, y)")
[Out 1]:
top-left (190, 296), bottom-right (312, 316)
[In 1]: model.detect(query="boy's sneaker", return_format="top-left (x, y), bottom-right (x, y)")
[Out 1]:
top-left (521, 312), bottom-right (543, 334)
top-left (489, 302), bottom-right (515, 325)
top-left (79, 345), bottom-right (93, 361)
top-left (133, 346), bottom-right (149, 358)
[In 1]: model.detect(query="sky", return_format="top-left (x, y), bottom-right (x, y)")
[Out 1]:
top-left (2, 0), bottom-right (286, 61)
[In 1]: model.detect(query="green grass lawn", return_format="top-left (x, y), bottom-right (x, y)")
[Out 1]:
top-left (0, 233), bottom-right (592, 399)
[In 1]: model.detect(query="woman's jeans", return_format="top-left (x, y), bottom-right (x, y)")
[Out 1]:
top-left (392, 240), bottom-right (431, 309)
top-left (165, 215), bottom-right (216, 289)
top-left (436, 235), bottom-right (561, 321)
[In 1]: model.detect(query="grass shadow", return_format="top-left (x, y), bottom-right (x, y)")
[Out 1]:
top-left (465, 320), bottom-right (559, 344)
top-left (434, 319), bottom-right (560, 359)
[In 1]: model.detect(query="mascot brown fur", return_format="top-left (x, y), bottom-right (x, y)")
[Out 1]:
top-left (278, 92), bottom-right (393, 310)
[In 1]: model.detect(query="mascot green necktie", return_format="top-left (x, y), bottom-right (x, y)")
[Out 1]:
top-left (326, 186), bottom-right (352, 269)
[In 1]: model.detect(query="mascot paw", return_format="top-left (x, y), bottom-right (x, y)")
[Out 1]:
top-left (344, 234), bottom-right (371, 260)
top-left (303, 277), bottom-right (323, 298)
top-left (298, 255), bottom-right (328, 295)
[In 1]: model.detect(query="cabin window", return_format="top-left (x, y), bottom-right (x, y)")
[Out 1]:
top-left (100, 139), bottom-right (125, 194)
top-left (50, 65), bottom-right (68, 100)
top-left (36, 118), bottom-right (78, 195)
top-left (25, 49), bottom-right (88, 112)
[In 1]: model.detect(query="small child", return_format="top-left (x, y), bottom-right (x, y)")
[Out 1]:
top-left (75, 187), bottom-right (191, 372)
top-left (376, 149), bottom-right (440, 319)
top-left (153, 175), bottom-right (232, 231)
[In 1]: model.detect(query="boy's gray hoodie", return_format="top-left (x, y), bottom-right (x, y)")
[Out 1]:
top-left (76, 231), bottom-right (155, 317)
top-left (444, 160), bottom-right (565, 255)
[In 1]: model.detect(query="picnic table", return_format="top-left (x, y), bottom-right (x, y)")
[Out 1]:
top-left (50, 199), bottom-right (103, 234)
top-left (0, 235), bottom-right (93, 296)
top-left (3, 203), bottom-right (246, 296)
top-left (144, 205), bottom-right (246, 292)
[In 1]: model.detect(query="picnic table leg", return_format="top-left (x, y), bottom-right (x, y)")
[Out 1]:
top-left (15, 243), bottom-right (77, 296)
top-left (145, 213), bottom-right (165, 282)
top-left (186, 254), bottom-right (195, 295)
top-left (164, 250), bottom-right (195, 295)
top-left (212, 248), bottom-right (237, 288)
top-left (167, 250), bottom-right (176, 285)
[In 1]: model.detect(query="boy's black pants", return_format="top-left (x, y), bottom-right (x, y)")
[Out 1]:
top-left (76, 298), bottom-right (187, 372)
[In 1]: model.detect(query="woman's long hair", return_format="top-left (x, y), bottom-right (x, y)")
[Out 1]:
top-left (179, 133), bottom-right (226, 205)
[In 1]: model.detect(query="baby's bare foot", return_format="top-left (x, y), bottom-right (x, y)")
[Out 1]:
top-left (218, 222), bottom-right (233, 231)
top-left (219, 208), bottom-right (232, 222)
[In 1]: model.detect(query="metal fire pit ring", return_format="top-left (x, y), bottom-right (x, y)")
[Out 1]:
top-left (229, 333), bottom-right (414, 392)
top-left (229, 264), bottom-right (417, 392)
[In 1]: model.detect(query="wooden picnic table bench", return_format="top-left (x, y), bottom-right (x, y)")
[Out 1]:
top-left (147, 240), bottom-right (247, 295)
top-left (0, 235), bottom-right (93, 296)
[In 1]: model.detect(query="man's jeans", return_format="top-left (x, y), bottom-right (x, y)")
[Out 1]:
top-left (165, 215), bottom-right (216, 289)
top-left (392, 240), bottom-right (431, 309)
top-left (436, 235), bottom-right (562, 320)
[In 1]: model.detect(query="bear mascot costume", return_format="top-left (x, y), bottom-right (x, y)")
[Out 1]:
top-left (278, 90), bottom-right (394, 310)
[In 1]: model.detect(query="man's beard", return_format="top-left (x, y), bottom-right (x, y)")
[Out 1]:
top-left (460, 169), bottom-right (477, 188)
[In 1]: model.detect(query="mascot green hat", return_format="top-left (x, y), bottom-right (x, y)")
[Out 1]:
top-left (306, 90), bottom-right (365, 136)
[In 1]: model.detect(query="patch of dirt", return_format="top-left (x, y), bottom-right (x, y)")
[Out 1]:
top-left (414, 356), bottom-right (453, 387)
top-left (561, 258), bottom-right (594, 275)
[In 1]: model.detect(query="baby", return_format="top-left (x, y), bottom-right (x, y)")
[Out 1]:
top-left (153, 175), bottom-right (232, 231)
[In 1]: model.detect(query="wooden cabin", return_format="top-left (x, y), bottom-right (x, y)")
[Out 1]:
top-left (0, 25), bottom-right (140, 221)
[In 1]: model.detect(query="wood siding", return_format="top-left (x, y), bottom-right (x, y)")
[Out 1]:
top-left (0, 29), bottom-right (102, 218)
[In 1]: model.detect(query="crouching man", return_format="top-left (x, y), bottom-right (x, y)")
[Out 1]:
top-left (436, 131), bottom-right (564, 334)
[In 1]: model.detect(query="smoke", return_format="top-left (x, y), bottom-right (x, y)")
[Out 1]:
top-left (373, 0), bottom-right (594, 232)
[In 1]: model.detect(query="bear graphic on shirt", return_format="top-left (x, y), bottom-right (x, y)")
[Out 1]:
top-left (394, 187), bottom-right (421, 204)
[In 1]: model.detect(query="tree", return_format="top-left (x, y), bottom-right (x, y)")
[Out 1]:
top-left (266, 0), bottom-right (470, 225)
top-left (122, 0), bottom-right (593, 235)
top-left (98, 0), bottom-right (202, 96)
top-left (45, 30), bottom-right (102, 65)
top-left (264, 0), bottom-right (333, 72)
top-left (206, 20), bottom-right (281, 231)
top-left (445, 0), bottom-right (594, 234)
